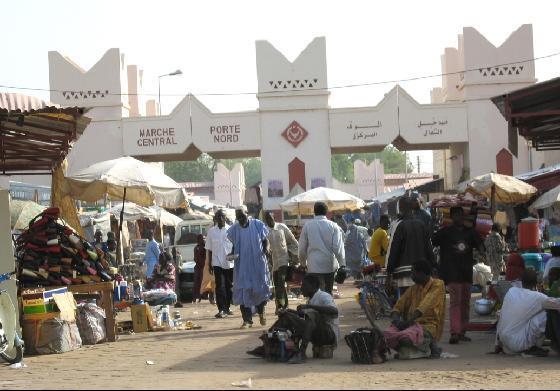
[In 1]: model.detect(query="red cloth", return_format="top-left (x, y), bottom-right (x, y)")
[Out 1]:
top-left (383, 324), bottom-right (424, 349)
top-left (448, 282), bottom-right (471, 335)
top-left (506, 253), bottom-right (525, 281)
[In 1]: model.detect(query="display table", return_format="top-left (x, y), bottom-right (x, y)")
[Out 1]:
top-left (66, 282), bottom-right (116, 342)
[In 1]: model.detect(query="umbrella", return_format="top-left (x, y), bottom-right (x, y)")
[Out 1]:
top-left (457, 173), bottom-right (538, 216)
top-left (531, 185), bottom-right (560, 210)
top-left (63, 156), bottom-right (187, 262)
top-left (148, 206), bottom-right (183, 227)
top-left (105, 203), bottom-right (182, 227)
top-left (62, 156), bottom-right (187, 208)
top-left (457, 173), bottom-right (538, 204)
top-left (280, 187), bottom-right (365, 216)
top-left (107, 202), bottom-right (156, 221)
top-left (10, 200), bottom-right (46, 230)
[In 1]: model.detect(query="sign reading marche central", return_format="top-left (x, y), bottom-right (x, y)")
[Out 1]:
top-left (137, 127), bottom-right (178, 147)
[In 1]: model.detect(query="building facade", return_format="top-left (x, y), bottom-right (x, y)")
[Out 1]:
top-left (47, 24), bottom-right (550, 214)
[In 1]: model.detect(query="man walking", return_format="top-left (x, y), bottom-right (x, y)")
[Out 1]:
top-left (433, 206), bottom-right (484, 344)
top-left (369, 215), bottom-right (390, 267)
top-left (228, 206), bottom-right (271, 329)
top-left (386, 197), bottom-right (434, 295)
top-left (345, 219), bottom-right (369, 279)
top-left (206, 209), bottom-right (234, 318)
top-left (143, 230), bottom-right (160, 279)
top-left (264, 211), bottom-right (299, 313)
top-left (298, 202), bottom-right (345, 295)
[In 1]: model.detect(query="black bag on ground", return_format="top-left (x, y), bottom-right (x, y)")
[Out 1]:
top-left (344, 327), bottom-right (388, 364)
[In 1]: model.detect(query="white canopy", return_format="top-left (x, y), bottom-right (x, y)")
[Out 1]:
top-left (280, 187), bottom-right (365, 215)
top-left (63, 156), bottom-right (187, 208)
top-left (531, 185), bottom-right (560, 210)
top-left (457, 173), bottom-right (537, 205)
top-left (105, 202), bottom-right (182, 227)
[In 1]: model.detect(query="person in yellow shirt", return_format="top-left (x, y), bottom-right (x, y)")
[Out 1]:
top-left (384, 260), bottom-right (446, 359)
top-left (368, 215), bottom-right (390, 267)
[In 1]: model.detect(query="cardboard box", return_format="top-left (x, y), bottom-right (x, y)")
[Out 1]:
top-left (131, 304), bottom-right (152, 333)
top-left (21, 287), bottom-right (68, 301)
top-left (23, 303), bottom-right (56, 315)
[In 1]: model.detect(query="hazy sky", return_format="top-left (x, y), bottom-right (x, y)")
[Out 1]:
top-left (2, 0), bottom-right (559, 172)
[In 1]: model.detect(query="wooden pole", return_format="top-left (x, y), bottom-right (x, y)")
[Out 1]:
top-left (116, 188), bottom-right (127, 265)
top-left (491, 184), bottom-right (496, 221)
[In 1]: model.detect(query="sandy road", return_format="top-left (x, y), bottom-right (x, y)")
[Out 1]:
top-left (3, 283), bottom-right (560, 390)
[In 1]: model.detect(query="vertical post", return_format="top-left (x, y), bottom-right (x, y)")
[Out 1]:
top-left (491, 184), bottom-right (496, 220)
top-left (117, 188), bottom-right (127, 265)
top-left (158, 77), bottom-right (161, 116)
top-left (417, 156), bottom-right (421, 174)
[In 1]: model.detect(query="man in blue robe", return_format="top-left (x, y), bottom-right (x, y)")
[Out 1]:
top-left (228, 206), bottom-right (272, 329)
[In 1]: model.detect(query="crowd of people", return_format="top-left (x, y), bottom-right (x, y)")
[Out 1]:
top-left (123, 192), bottom-right (560, 364)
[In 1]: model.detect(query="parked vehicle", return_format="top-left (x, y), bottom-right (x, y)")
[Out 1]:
top-left (172, 220), bottom-right (214, 301)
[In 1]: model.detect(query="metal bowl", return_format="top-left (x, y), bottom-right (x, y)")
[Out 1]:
top-left (474, 298), bottom-right (495, 316)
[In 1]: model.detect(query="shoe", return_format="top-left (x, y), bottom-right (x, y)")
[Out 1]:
top-left (240, 322), bottom-right (253, 329)
top-left (523, 346), bottom-right (549, 357)
top-left (458, 334), bottom-right (471, 342)
top-left (259, 313), bottom-right (267, 326)
top-left (227, 310), bottom-right (234, 316)
top-left (246, 346), bottom-right (265, 357)
top-left (215, 311), bottom-right (227, 319)
top-left (449, 334), bottom-right (459, 345)
top-left (288, 351), bottom-right (307, 364)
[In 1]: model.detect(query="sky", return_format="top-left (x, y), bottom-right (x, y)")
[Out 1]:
top-left (2, 0), bottom-right (560, 173)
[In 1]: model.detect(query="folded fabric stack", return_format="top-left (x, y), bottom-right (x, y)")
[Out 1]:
top-left (16, 207), bottom-right (114, 288)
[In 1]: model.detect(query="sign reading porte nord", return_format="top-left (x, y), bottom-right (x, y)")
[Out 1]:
top-left (210, 125), bottom-right (240, 143)
top-left (136, 127), bottom-right (178, 147)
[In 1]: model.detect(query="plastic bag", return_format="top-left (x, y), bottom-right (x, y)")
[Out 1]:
top-left (76, 303), bottom-right (107, 345)
top-left (36, 319), bottom-right (82, 354)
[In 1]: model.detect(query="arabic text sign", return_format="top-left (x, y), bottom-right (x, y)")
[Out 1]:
top-left (329, 105), bottom-right (399, 148)
top-left (398, 100), bottom-right (468, 144)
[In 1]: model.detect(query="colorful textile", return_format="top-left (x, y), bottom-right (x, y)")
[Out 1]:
top-left (448, 282), bottom-right (471, 335)
top-left (368, 227), bottom-right (389, 266)
top-left (228, 219), bottom-right (271, 308)
top-left (392, 277), bottom-right (446, 340)
top-left (383, 324), bottom-right (424, 350)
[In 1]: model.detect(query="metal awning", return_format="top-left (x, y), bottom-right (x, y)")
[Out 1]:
top-left (0, 93), bottom-right (90, 174)
top-left (491, 77), bottom-right (560, 153)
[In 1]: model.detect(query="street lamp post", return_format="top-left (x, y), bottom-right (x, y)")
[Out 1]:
top-left (158, 69), bottom-right (183, 115)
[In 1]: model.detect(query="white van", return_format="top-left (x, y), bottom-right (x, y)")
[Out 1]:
top-left (172, 219), bottom-right (214, 301)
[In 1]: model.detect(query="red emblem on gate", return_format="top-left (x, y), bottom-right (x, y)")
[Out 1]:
top-left (282, 121), bottom-right (308, 148)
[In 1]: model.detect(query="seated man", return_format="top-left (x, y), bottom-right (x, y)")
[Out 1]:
top-left (496, 269), bottom-right (560, 357)
top-left (247, 275), bottom-right (340, 364)
top-left (384, 260), bottom-right (445, 359)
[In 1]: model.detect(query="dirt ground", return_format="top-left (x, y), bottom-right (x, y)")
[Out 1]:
top-left (3, 283), bottom-right (560, 390)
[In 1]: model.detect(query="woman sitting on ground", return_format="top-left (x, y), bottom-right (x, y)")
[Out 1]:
top-left (147, 251), bottom-right (176, 290)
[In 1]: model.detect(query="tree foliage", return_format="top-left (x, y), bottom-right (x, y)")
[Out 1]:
top-left (164, 154), bottom-right (262, 186)
top-left (331, 145), bottom-right (415, 183)
top-left (164, 146), bottom-right (413, 186)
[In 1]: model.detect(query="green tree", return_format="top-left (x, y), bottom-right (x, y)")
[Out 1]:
top-left (164, 145), bottom-right (413, 185)
top-left (164, 154), bottom-right (214, 182)
top-left (331, 145), bottom-right (415, 183)
top-left (164, 154), bottom-right (262, 186)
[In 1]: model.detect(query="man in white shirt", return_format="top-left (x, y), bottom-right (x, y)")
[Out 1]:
top-left (298, 202), bottom-right (345, 295)
top-left (497, 269), bottom-right (560, 356)
top-left (246, 274), bottom-right (340, 363)
top-left (205, 209), bottom-right (234, 319)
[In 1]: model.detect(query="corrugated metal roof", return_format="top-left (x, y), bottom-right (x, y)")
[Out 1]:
top-left (516, 163), bottom-right (560, 181)
top-left (0, 93), bottom-right (90, 174)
